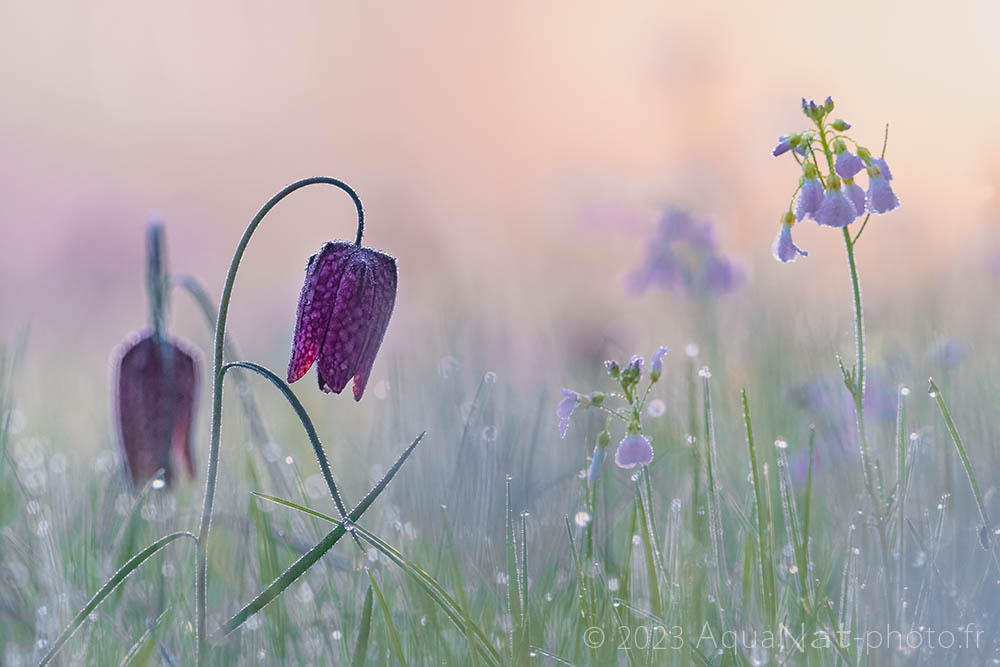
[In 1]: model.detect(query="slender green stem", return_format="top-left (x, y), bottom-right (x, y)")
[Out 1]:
top-left (146, 220), bottom-right (168, 342)
top-left (195, 177), bottom-right (365, 664)
top-left (841, 227), bottom-right (879, 503)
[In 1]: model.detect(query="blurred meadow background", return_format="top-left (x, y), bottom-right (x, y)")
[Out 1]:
top-left (4, 1), bottom-right (1000, 665)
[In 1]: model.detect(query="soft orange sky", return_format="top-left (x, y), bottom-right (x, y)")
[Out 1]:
top-left (2, 0), bottom-right (1000, 337)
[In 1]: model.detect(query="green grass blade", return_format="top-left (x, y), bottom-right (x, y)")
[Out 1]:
top-left (250, 491), bottom-right (501, 666)
top-left (367, 570), bottom-right (408, 666)
top-left (220, 432), bottom-right (424, 636)
top-left (928, 379), bottom-right (993, 534)
top-left (39, 531), bottom-right (196, 667)
top-left (119, 607), bottom-right (172, 667)
top-left (350, 585), bottom-right (375, 667)
top-left (741, 388), bottom-right (776, 628)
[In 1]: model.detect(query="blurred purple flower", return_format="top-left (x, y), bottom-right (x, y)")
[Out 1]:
top-left (844, 178), bottom-right (866, 216)
top-left (114, 332), bottom-right (198, 486)
top-left (795, 177), bottom-right (824, 222)
top-left (835, 151), bottom-right (865, 179)
top-left (930, 338), bottom-right (967, 368)
top-left (627, 208), bottom-right (744, 297)
top-left (615, 433), bottom-right (654, 469)
top-left (866, 166), bottom-right (899, 214)
top-left (771, 224), bottom-right (808, 263)
top-left (557, 389), bottom-right (582, 438)
top-left (288, 241), bottom-right (398, 400)
top-left (588, 443), bottom-right (607, 481)
top-left (815, 185), bottom-right (858, 227)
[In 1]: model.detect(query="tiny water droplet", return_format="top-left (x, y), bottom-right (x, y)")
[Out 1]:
top-left (483, 371), bottom-right (497, 384)
top-left (900, 385), bottom-right (910, 396)
top-left (774, 439), bottom-right (788, 450)
top-left (574, 511), bottom-right (592, 527)
top-left (698, 366), bottom-right (711, 378)
top-left (284, 456), bottom-right (294, 465)
top-left (481, 425), bottom-right (498, 442)
top-left (151, 478), bottom-right (165, 490)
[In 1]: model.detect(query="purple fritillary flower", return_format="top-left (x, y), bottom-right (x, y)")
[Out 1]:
top-left (871, 156), bottom-right (893, 180)
top-left (557, 389), bottom-right (582, 438)
top-left (287, 241), bottom-right (398, 400)
top-left (650, 346), bottom-right (670, 379)
top-left (866, 167), bottom-right (899, 214)
top-left (844, 178), bottom-right (866, 216)
top-left (815, 185), bottom-right (858, 227)
top-left (771, 224), bottom-right (808, 263)
top-left (615, 433), bottom-right (654, 468)
top-left (835, 151), bottom-right (865, 179)
top-left (795, 177), bottom-right (824, 222)
top-left (114, 332), bottom-right (198, 486)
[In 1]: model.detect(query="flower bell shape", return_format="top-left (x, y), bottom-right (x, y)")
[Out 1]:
top-left (287, 241), bottom-right (398, 400)
top-left (615, 433), bottom-right (654, 469)
top-left (772, 220), bottom-right (808, 263)
top-left (844, 177), bottom-right (866, 216)
top-left (795, 167), bottom-right (824, 222)
top-left (834, 149), bottom-right (865, 179)
top-left (815, 180), bottom-right (858, 228)
top-left (114, 333), bottom-right (198, 486)
top-left (557, 389), bottom-right (582, 438)
top-left (866, 164), bottom-right (899, 214)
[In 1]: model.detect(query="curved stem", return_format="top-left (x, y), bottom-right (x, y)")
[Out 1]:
top-left (221, 361), bottom-right (351, 521)
top-left (195, 177), bottom-right (364, 664)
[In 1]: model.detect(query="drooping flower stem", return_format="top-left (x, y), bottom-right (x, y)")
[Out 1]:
top-left (195, 177), bottom-right (365, 664)
top-left (146, 221), bottom-right (168, 342)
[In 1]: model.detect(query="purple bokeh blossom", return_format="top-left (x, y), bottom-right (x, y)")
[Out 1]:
top-left (627, 208), bottom-right (745, 297)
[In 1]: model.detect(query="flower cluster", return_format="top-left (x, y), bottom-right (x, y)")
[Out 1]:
top-left (558, 346), bottom-right (668, 477)
top-left (771, 97), bottom-right (899, 262)
top-left (628, 208), bottom-right (744, 296)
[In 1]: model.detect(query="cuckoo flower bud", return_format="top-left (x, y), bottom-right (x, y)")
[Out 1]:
top-left (287, 241), bottom-right (398, 400)
top-left (604, 359), bottom-right (621, 378)
top-left (772, 219), bottom-right (808, 263)
top-left (114, 333), bottom-right (198, 486)
top-left (649, 346), bottom-right (669, 382)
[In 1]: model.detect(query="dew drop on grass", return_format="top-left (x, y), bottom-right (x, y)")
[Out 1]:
top-left (646, 399), bottom-right (666, 417)
top-left (698, 366), bottom-right (711, 378)
top-left (332, 630), bottom-right (342, 641)
top-left (284, 456), bottom-right (294, 465)
top-left (632, 534), bottom-right (641, 545)
top-left (36, 521), bottom-right (50, 537)
top-left (789, 565), bottom-right (799, 574)
top-left (151, 478), bottom-right (165, 490)
top-left (607, 577), bottom-right (619, 591)
top-left (574, 511), bottom-right (591, 527)
top-left (900, 385), bottom-right (910, 396)
top-left (484, 371), bottom-right (497, 384)
top-left (545, 592), bottom-right (553, 602)
top-left (775, 439), bottom-right (788, 450)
